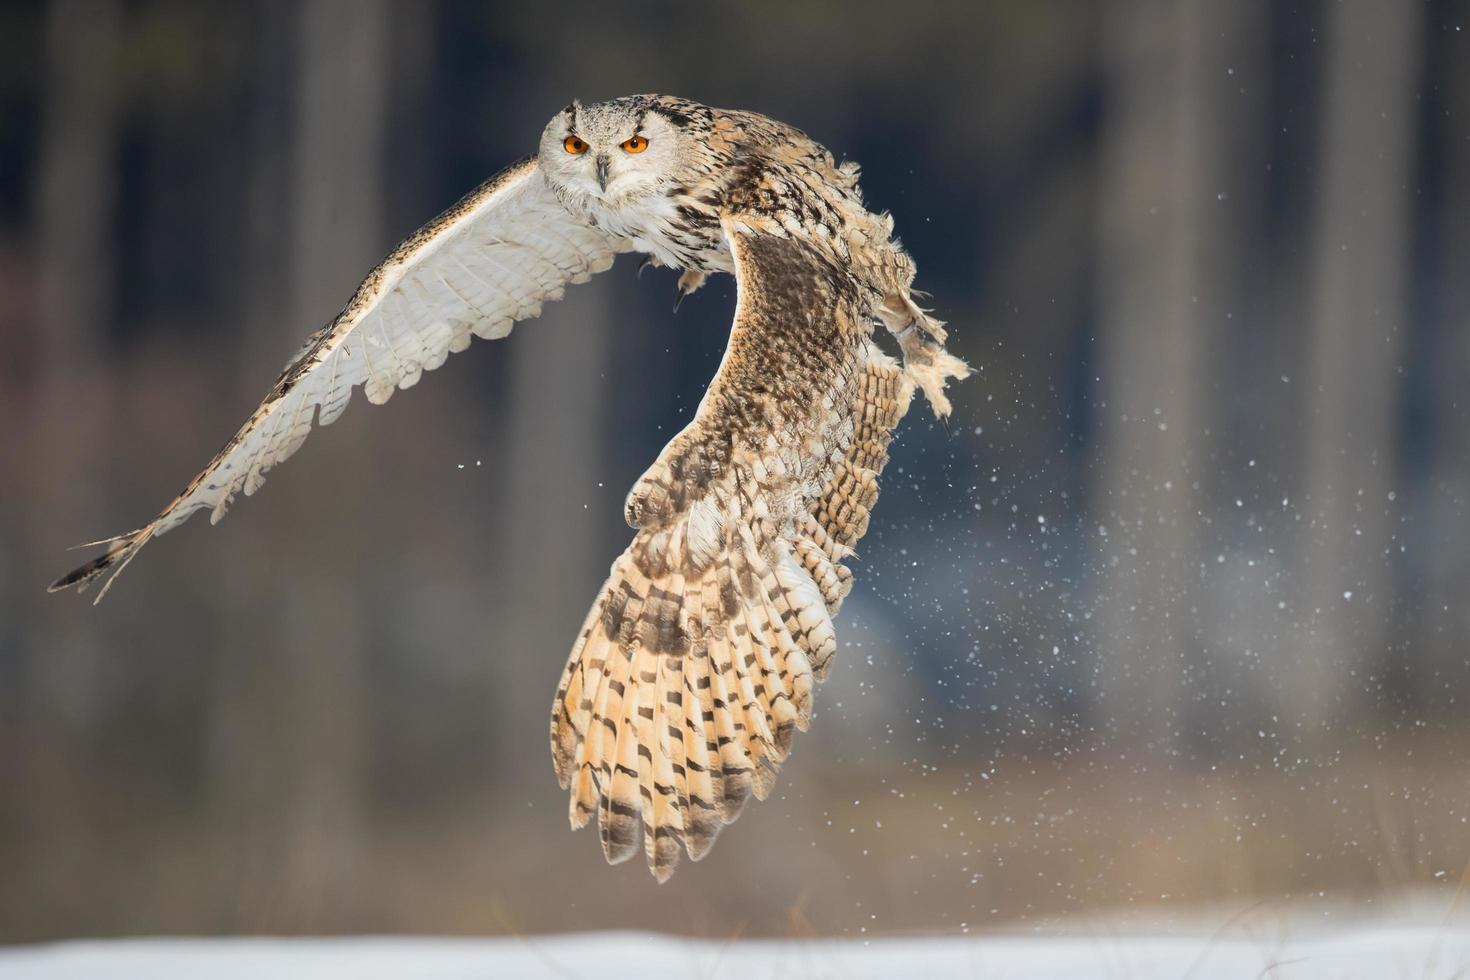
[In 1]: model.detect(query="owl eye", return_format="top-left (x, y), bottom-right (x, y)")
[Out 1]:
top-left (621, 135), bottom-right (649, 154)
top-left (563, 135), bottom-right (588, 154)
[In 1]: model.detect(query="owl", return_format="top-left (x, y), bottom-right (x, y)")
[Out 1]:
top-left (51, 95), bottom-right (970, 880)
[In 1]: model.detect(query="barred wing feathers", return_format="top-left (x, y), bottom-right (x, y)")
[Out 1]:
top-left (549, 217), bottom-right (915, 880)
top-left (50, 159), bottom-right (627, 601)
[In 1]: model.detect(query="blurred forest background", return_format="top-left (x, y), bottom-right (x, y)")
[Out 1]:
top-left (3, 0), bottom-right (1470, 944)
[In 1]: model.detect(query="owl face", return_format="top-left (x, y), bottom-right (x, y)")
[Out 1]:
top-left (539, 98), bottom-right (688, 205)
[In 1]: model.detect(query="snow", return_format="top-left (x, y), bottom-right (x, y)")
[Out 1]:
top-left (2, 927), bottom-right (1469, 980)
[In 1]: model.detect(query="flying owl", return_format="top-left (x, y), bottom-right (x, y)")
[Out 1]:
top-left (50, 95), bottom-right (970, 880)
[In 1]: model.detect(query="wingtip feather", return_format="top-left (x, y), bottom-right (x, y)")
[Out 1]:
top-left (48, 526), bottom-right (157, 604)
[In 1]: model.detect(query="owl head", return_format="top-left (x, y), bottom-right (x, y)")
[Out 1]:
top-left (539, 96), bottom-right (705, 205)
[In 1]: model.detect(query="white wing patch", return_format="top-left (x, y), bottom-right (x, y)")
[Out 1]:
top-left (51, 159), bottom-right (628, 600)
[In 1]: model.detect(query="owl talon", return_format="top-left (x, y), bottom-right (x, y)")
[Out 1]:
top-left (673, 269), bottom-right (707, 312)
top-left (638, 255), bottom-right (663, 279)
top-left (677, 269), bottom-right (706, 294)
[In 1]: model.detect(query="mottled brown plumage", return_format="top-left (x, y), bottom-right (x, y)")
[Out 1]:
top-left (50, 95), bottom-right (970, 880)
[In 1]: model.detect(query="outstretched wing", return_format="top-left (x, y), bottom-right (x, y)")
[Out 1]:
top-left (51, 158), bottom-right (627, 601)
top-left (549, 215), bottom-right (926, 880)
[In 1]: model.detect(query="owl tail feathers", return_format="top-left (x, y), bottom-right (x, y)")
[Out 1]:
top-left (47, 525), bottom-right (157, 604)
top-left (549, 515), bottom-right (826, 881)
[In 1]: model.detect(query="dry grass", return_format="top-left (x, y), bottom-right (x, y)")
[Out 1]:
top-left (4, 729), bottom-right (1468, 942)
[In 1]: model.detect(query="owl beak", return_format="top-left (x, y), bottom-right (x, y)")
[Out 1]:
top-left (595, 154), bottom-right (610, 192)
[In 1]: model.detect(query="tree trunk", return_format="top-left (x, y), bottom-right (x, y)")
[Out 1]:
top-left (21, 0), bottom-right (123, 906)
top-left (1417, 16), bottom-right (1470, 708)
top-left (1091, 0), bottom-right (1264, 754)
top-left (487, 280), bottom-right (617, 784)
top-left (204, 0), bottom-right (392, 930)
top-left (1291, 0), bottom-right (1422, 731)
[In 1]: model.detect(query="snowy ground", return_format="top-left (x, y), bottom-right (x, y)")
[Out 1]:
top-left (3, 926), bottom-right (1470, 980)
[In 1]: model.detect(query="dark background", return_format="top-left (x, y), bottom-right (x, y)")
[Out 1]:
top-left (3, 0), bottom-right (1469, 941)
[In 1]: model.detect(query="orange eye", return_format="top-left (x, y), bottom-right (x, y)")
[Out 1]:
top-left (563, 135), bottom-right (588, 154)
top-left (621, 135), bottom-right (648, 154)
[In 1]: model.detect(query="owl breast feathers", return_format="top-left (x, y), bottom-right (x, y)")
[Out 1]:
top-left (50, 94), bottom-right (970, 880)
